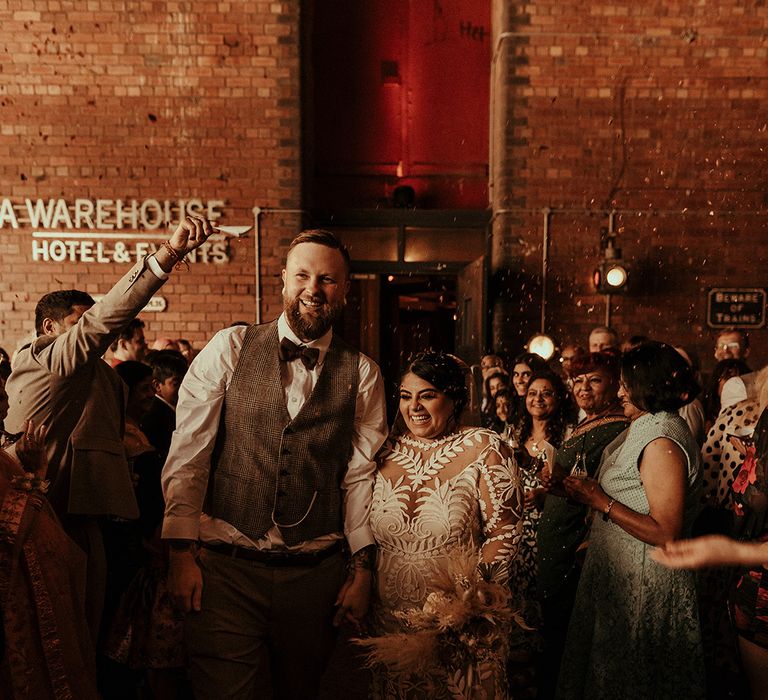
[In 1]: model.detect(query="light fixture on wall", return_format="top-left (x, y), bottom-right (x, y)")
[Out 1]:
top-left (593, 221), bottom-right (628, 294)
top-left (527, 332), bottom-right (556, 361)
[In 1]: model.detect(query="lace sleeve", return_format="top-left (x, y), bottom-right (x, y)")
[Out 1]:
top-left (476, 433), bottom-right (523, 583)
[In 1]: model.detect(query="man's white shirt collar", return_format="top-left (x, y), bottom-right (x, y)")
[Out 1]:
top-left (155, 394), bottom-right (176, 412)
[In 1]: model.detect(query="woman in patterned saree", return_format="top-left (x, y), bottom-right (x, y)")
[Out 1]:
top-left (367, 352), bottom-right (523, 699)
top-left (0, 421), bottom-right (98, 700)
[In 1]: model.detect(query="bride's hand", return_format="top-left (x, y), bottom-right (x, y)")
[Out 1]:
top-left (333, 569), bottom-right (372, 629)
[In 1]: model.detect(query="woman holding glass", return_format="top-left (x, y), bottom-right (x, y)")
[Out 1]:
top-left (535, 351), bottom-right (628, 700)
top-left (555, 342), bottom-right (705, 699)
top-left (509, 371), bottom-right (575, 622)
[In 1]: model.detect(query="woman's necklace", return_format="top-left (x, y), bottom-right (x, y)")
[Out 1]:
top-left (528, 423), bottom-right (548, 454)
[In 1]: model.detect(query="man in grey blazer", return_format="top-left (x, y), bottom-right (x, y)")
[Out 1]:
top-left (3, 214), bottom-right (215, 639)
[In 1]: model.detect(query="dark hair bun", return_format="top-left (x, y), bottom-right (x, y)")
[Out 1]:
top-left (404, 351), bottom-right (469, 420)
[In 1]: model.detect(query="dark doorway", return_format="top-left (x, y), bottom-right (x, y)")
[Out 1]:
top-left (341, 273), bottom-right (457, 423)
top-left (380, 273), bottom-right (456, 419)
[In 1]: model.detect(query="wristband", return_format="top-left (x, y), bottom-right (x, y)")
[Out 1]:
top-left (161, 240), bottom-right (189, 271)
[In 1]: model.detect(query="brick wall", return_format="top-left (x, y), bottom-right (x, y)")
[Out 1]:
top-left (491, 0), bottom-right (768, 372)
top-left (0, 1), bottom-right (302, 355)
top-left (3, 1), bottom-right (767, 374)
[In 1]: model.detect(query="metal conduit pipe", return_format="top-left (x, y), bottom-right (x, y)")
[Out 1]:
top-left (251, 206), bottom-right (306, 324)
top-left (541, 207), bottom-right (551, 334)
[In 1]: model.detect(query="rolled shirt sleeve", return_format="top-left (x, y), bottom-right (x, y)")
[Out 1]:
top-left (342, 355), bottom-right (388, 554)
top-left (161, 327), bottom-right (243, 540)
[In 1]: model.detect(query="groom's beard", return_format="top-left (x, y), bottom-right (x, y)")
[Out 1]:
top-left (283, 292), bottom-right (344, 341)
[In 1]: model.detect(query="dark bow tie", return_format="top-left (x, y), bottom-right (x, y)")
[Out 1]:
top-left (278, 337), bottom-right (320, 370)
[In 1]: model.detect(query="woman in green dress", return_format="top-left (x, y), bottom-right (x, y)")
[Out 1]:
top-left (535, 351), bottom-right (627, 700)
top-left (556, 342), bottom-right (705, 699)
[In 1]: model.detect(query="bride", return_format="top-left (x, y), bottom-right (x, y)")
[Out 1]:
top-left (368, 352), bottom-right (523, 699)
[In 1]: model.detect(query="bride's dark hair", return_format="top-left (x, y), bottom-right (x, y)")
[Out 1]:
top-left (403, 351), bottom-right (469, 420)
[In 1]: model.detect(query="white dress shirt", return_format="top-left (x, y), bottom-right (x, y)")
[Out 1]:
top-left (720, 373), bottom-right (753, 412)
top-left (161, 313), bottom-right (387, 555)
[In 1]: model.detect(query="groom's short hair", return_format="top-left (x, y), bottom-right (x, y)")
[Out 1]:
top-left (287, 229), bottom-right (351, 275)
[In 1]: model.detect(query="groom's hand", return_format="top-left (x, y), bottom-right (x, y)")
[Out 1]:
top-left (334, 544), bottom-right (376, 627)
top-left (168, 546), bottom-right (203, 613)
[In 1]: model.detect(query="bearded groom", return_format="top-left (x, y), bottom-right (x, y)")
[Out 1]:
top-left (161, 229), bottom-right (388, 700)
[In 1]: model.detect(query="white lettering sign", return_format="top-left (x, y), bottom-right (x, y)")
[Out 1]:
top-left (0, 197), bottom-right (226, 229)
top-left (707, 287), bottom-right (766, 329)
top-left (0, 196), bottom-right (240, 265)
top-left (31, 238), bottom-right (230, 265)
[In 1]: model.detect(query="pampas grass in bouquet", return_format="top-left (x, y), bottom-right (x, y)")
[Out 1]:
top-left (357, 549), bottom-right (528, 681)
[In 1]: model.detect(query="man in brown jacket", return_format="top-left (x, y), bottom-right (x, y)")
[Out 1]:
top-left (3, 215), bottom-right (215, 639)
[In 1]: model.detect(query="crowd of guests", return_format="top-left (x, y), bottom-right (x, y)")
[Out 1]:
top-left (0, 219), bottom-right (766, 700)
top-left (475, 325), bottom-right (768, 700)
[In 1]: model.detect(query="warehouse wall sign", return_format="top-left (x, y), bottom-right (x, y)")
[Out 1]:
top-left (0, 196), bottom-right (238, 264)
top-left (707, 288), bottom-right (766, 329)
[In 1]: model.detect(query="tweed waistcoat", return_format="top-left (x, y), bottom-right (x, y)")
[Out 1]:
top-left (207, 320), bottom-right (359, 546)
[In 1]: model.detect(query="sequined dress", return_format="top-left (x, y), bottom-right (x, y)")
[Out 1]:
top-left (369, 428), bottom-right (523, 699)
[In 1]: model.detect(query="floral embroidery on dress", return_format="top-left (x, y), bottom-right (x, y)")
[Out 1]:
top-left (369, 427), bottom-right (523, 699)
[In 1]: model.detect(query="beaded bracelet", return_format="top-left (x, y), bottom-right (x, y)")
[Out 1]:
top-left (602, 497), bottom-right (616, 522)
top-left (161, 240), bottom-right (189, 271)
top-left (10, 472), bottom-right (50, 495)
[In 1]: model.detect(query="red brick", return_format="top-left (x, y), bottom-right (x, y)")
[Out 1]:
top-left (0, 1), bottom-right (300, 353)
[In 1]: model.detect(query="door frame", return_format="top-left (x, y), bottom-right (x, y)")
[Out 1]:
top-left (311, 206), bottom-right (492, 360)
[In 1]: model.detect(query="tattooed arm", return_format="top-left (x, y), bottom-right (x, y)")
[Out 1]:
top-left (333, 544), bottom-right (377, 628)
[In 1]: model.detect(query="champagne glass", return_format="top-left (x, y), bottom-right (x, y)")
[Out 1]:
top-left (570, 451), bottom-right (588, 479)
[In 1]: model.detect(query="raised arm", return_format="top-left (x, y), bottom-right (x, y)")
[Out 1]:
top-left (33, 215), bottom-right (217, 377)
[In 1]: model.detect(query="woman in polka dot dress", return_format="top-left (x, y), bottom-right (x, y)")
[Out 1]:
top-left (695, 370), bottom-right (768, 695)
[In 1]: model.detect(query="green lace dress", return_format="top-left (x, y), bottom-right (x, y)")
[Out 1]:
top-left (556, 412), bottom-right (705, 699)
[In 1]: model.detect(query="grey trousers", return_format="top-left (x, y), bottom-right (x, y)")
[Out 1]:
top-left (63, 516), bottom-right (106, 645)
top-left (185, 547), bottom-right (347, 700)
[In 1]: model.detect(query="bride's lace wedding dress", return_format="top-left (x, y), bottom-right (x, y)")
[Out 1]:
top-left (369, 427), bottom-right (523, 699)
